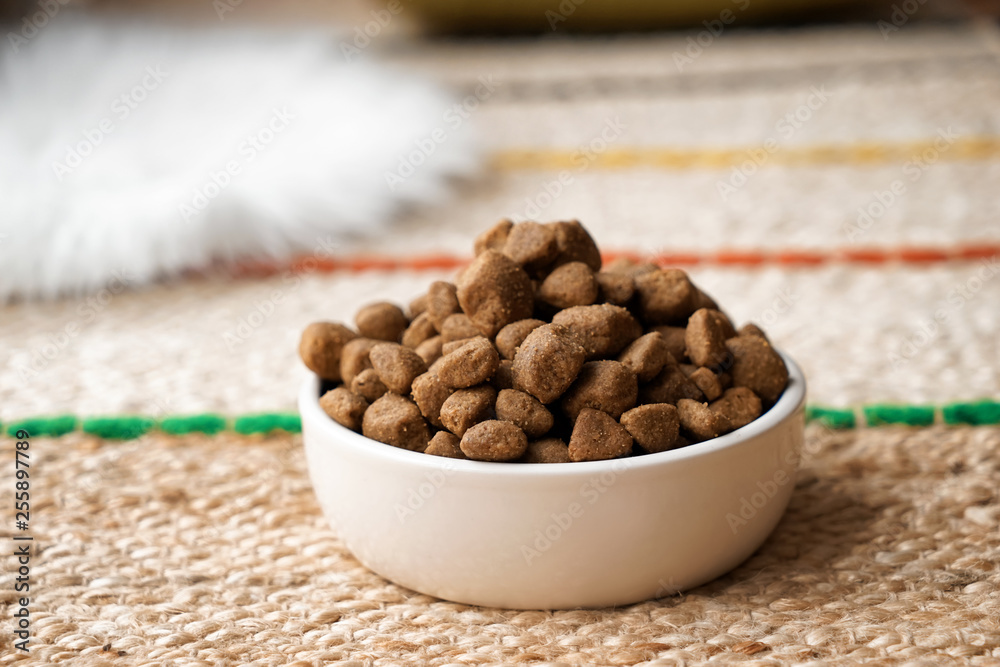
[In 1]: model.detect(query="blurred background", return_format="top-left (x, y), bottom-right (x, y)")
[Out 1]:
top-left (1, 0), bottom-right (998, 420)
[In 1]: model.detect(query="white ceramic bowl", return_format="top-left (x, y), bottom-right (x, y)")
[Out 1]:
top-left (300, 351), bottom-right (805, 610)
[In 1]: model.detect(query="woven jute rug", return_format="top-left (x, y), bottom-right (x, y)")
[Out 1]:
top-left (2, 425), bottom-right (998, 665)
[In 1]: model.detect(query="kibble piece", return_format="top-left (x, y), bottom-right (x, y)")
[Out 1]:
top-left (457, 250), bottom-right (534, 338)
top-left (299, 322), bottom-right (357, 381)
top-left (739, 323), bottom-right (768, 341)
top-left (440, 385), bottom-right (497, 437)
top-left (415, 335), bottom-right (444, 365)
top-left (640, 355), bottom-right (704, 405)
top-left (320, 387), bottom-right (369, 431)
top-left (651, 325), bottom-right (688, 362)
top-left (460, 420), bottom-right (528, 462)
top-left (677, 399), bottom-right (731, 441)
top-left (435, 337), bottom-right (501, 389)
top-left (411, 372), bottom-right (452, 428)
top-left (634, 269), bottom-right (698, 324)
top-left (617, 332), bottom-right (670, 382)
top-left (537, 262), bottom-right (599, 309)
top-left (503, 221), bottom-right (559, 274)
top-left (692, 288), bottom-right (720, 313)
top-left (401, 312), bottom-right (438, 348)
top-left (424, 431), bottom-right (467, 459)
top-left (688, 367), bottom-right (723, 401)
top-left (440, 313), bottom-right (482, 343)
top-left (340, 338), bottom-right (380, 385)
top-left (551, 303), bottom-right (642, 359)
top-left (711, 387), bottom-right (762, 430)
top-left (620, 403), bottom-right (680, 454)
top-left (550, 220), bottom-right (602, 271)
top-left (362, 393), bottom-right (430, 451)
top-left (426, 281), bottom-right (461, 330)
top-left (560, 360), bottom-right (638, 421)
top-left (408, 293), bottom-right (428, 319)
top-left (369, 343), bottom-right (427, 395)
top-left (686, 308), bottom-right (733, 369)
top-left (442, 335), bottom-right (485, 356)
top-left (492, 359), bottom-right (515, 390)
top-left (495, 319), bottom-right (545, 360)
top-left (355, 302), bottom-right (409, 342)
top-left (725, 335), bottom-right (789, 403)
top-left (474, 219), bottom-right (513, 255)
top-left (595, 271), bottom-right (635, 306)
top-left (568, 409), bottom-right (632, 462)
top-left (496, 389), bottom-right (554, 438)
top-left (350, 368), bottom-right (388, 403)
top-left (522, 438), bottom-right (571, 463)
top-left (511, 323), bottom-right (587, 404)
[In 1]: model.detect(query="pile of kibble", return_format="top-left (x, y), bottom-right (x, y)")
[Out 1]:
top-left (299, 220), bottom-right (788, 463)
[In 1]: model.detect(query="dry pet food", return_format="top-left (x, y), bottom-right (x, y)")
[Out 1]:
top-left (300, 219), bottom-right (789, 462)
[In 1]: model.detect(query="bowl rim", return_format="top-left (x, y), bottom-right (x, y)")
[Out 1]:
top-left (300, 349), bottom-right (805, 478)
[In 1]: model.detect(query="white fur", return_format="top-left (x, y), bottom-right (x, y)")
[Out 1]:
top-left (0, 16), bottom-right (477, 301)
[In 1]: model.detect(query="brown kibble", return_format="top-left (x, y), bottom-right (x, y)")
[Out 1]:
top-left (492, 359), bottom-right (515, 390)
top-left (692, 288), bottom-right (720, 313)
top-left (725, 335), bottom-right (789, 403)
top-left (411, 372), bottom-right (452, 428)
top-left (688, 367), bottom-right (723, 402)
top-left (495, 389), bottom-right (554, 438)
top-left (440, 313), bottom-right (482, 343)
top-left (560, 360), bottom-right (638, 421)
top-left (511, 323), bottom-right (587, 404)
top-left (350, 368), bottom-right (388, 403)
top-left (503, 221), bottom-right (559, 274)
top-left (711, 387), bottom-right (762, 430)
top-left (550, 220), bottom-right (602, 271)
top-left (401, 312), bottom-right (438, 348)
top-left (551, 303), bottom-right (642, 359)
top-left (442, 335), bottom-right (485, 356)
top-left (634, 269), bottom-right (698, 324)
top-left (440, 385), bottom-right (497, 437)
top-left (617, 332), bottom-right (670, 382)
top-left (457, 250), bottom-right (534, 337)
top-left (686, 308), bottom-right (733, 369)
top-left (369, 343), bottom-right (427, 395)
top-left (677, 399), bottom-right (731, 441)
top-left (537, 261), bottom-right (598, 309)
top-left (340, 338), bottom-right (380, 385)
top-left (426, 281), bottom-right (461, 330)
top-left (435, 337), bottom-right (501, 389)
top-left (415, 335), bottom-right (444, 365)
top-left (460, 420), bottom-right (528, 462)
top-left (620, 403), bottom-right (680, 454)
top-left (522, 438), bottom-right (571, 463)
top-left (408, 293), bottom-right (428, 319)
top-left (355, 302), bottom-right (408, 342)
top-left (640, 355), bottom-right (704, 405)
top-left (424, 431), bottom-right (466, 459)
top-left (568, 409), bottom-right (632, 462)
top-left (651, 325), bottom-right (688, 362)
top-left (495, 319), bottom-right (545, 360)
top-left (299, 322), bottom-right (357, 381)
top-left (362, 393), bottom-right (430, 451)
top-left (319, 387), bottom-right (368, 431)
top-left (595, 271), bottom-right (634, 306)
top-left (474, 219), bottom-right (513, 256)
top-left (739, 323), bottom-right (768, 341)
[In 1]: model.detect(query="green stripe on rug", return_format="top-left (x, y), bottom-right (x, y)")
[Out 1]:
top-left (233, 413), bottom-right (302, 435)
top-left (941, 400), bottom-right (1000, 426)
top-left (862, 404), bottom-right (936, 427)
top-left (159, 413), bottom-right (228, 435)
top-left (5, 415), bottom-right (78, 437)
top-left (804, 406), bottom-right (856, 429)
top-left (82, 416), bottom-right (156, 440)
